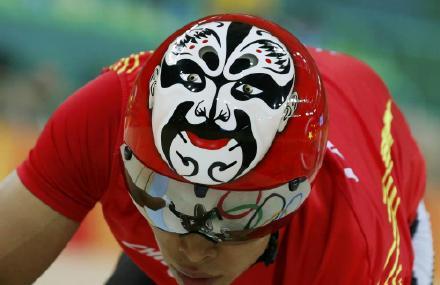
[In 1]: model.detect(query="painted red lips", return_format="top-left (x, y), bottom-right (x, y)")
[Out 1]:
top-left (186, 131), bottom-right (230, 150)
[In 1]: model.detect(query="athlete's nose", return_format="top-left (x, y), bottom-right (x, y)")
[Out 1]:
top-left (178, 233), bottom-right (217, 264)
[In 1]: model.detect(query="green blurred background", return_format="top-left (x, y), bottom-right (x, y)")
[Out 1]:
top-left (0, 0), bottom-right (439, 283)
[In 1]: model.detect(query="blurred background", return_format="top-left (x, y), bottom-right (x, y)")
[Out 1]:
top-left (0, 0), bottom-right (439, 284)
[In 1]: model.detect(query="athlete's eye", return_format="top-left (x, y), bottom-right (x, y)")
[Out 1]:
top-left (180, 73), bottom-right (202, 83)
top-left (236, 84), bottom-right (262, 95)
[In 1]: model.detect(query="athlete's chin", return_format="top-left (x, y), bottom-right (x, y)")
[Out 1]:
top-left (170, 267), bottom-right (236, 285)
top-left (174, 275), bottom-right (234, 285)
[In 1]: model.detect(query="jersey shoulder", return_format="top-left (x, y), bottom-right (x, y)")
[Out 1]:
top-left (279, 160), bottom-right (372, 284)
top-left (307, 47), bottom-right (387, 88)
top-left (103, 51), bottom-right (154, 88)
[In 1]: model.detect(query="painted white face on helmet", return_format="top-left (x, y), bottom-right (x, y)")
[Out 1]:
top-left (149, 21), bottom-right (295, 185)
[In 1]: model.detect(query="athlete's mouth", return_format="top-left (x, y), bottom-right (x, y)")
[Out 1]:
top-left (173, 266), bottom-right (221, 285)
top-left (186, 131), bottom-right (230, 150)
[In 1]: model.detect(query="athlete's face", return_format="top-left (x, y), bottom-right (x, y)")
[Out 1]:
top-left (152, 227), bottom-right (270, 285)
top-left (149, 21), bottom-right (294, 186)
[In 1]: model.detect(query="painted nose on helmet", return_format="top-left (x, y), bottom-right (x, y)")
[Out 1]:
top-left (193, 79), bottom-right (233, 128)
top-left (179, 233), bottom-right (218, 264)
top-left (207, 92), bottom-right (231, 124)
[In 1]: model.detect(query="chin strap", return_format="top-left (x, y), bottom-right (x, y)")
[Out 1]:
top-left (256, 231), bottom-right (279, 266)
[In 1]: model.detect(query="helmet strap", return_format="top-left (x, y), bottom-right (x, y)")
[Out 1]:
top-left (256, 231), bottom-right (279, 266)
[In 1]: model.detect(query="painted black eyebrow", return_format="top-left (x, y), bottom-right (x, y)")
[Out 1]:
top-left (160, 59), bottom-right (206, 92)
top-left (161, 58), bottom-right (205, 77)
top-left (240, 39), bottom-right (283, 53)
top-left (176, 59), bottom-right (205, 74)
top-left (240, 39), bottom-right (291, 74)
top-left (176, 27), bottom-right (222, 48)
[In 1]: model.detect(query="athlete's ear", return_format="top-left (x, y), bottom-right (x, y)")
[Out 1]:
top-left (278, 91), bottom-right (298, 132)
top-left (149, 65), bottom-right (161, 110)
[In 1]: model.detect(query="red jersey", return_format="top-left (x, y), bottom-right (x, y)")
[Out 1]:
top-left (17, 48), bottom-right (425, 284)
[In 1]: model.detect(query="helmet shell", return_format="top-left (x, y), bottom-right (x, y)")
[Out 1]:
top-left (124, 14), bottom-right (328, 190)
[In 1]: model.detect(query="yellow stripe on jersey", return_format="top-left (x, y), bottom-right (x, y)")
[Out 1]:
top-left (109, 52), bottom-right (146, 75)
top-left (380, 100), bottom-right (403, 285)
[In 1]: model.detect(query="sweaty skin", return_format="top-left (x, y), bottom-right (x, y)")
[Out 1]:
top-left (151, 227), bottom-right (270, 285)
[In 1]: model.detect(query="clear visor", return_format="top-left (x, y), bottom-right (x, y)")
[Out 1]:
top-left (121, 144), bottom-right (310, 242)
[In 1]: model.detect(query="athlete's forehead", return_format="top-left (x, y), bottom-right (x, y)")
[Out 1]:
top-left (163, 21), bottom-right (294, 86)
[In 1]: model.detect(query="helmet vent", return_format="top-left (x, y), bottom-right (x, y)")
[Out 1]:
top-left (288, 176), bottom-right (306, 191)
top-left (124, 146), bottom-right (133, 161)
top-left (194, 184), bottom-right (209, 198)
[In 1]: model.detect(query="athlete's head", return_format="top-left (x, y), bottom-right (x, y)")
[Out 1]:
top-left (122, 14), bottom-right (327, 285)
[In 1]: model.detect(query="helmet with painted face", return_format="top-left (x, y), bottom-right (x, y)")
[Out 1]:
top-left (122, 14), bottom-right (327, 242)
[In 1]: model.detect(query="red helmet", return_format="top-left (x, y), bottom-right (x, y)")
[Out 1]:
top-left (121, 14), bottom-right (327, 241)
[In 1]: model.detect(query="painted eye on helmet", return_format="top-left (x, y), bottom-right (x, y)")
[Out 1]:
top-left (236, 83), bottom-right (263, 95)
top-left (180, 73), bottom-right (202, 83)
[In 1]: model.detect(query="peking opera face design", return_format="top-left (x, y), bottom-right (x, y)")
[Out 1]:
top-left (149, 21), bottom-right (296, 185)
